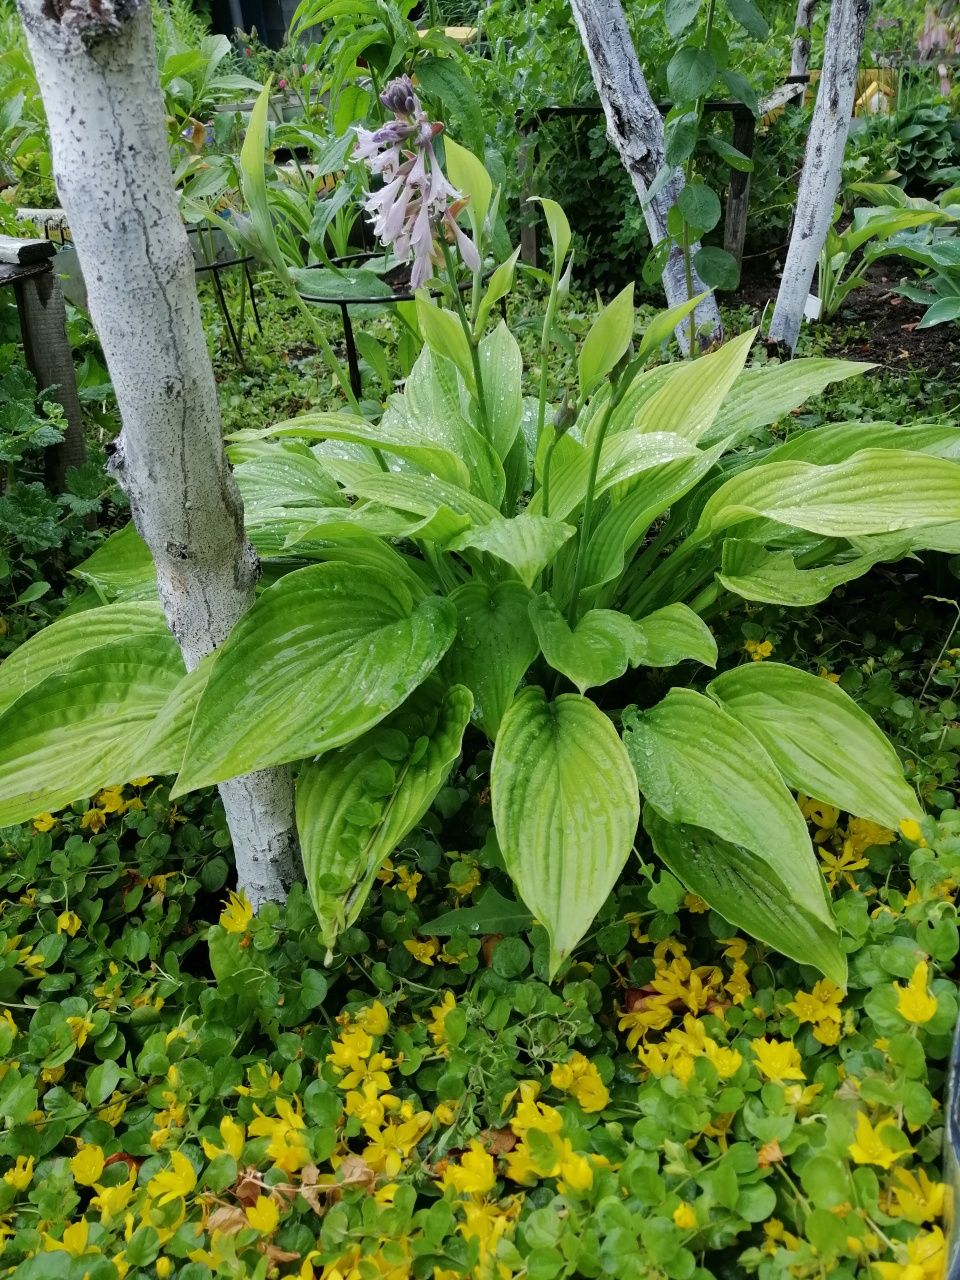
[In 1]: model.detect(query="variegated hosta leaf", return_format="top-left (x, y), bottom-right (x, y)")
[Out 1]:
top-left (0, 600), bottom-right (169, 716)
top-left (644, 808), bottom-right (847, 987)
top-left (441, 582), bottom-right (539, 739)
top-left (297, 683), bottom-right (473, 951)
top-left (708, 662), bottom-right (923, 831)
top-left (491, 688), bottom-right (640, 977)
top-left (174, 563), bottom-right (456, 794)
top-left (0, 636), bottom-right (187, 827)
top-left (631, 327), bottom-right (757, 444)
top-left (623, 688), bottom-right (840, 978)
top-left (692, 449), bottom-right (960, 544)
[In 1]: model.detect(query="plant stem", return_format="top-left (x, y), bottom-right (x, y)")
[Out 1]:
top-left (679, 0), bottom-right (718, 357)
top-left (566, 392), bottom-right (620, 626)
top-left (536, 275), bottom-right (561, 445)
top-left (440, 238), bottom-right (492, 442)
top-left (540, 428), bottom-right (559, 519)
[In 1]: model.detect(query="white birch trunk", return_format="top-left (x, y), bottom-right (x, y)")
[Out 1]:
top-left (791, 0), bottom-right (819, 78)
top-left (768, 0), bottom-right (871, 353)
top-left (567, 0), bottom-right (723, 353)
top-left (16, 0), bottom-right (300, 908)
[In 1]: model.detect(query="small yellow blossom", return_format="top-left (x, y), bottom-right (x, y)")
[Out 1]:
top-left (43, 1218), bottom-right (92, 1257)
top-left (201, 1115), bottom-right (245, 1162)
top-left (96, 785), bottom-right (127, 814)
top-left (847, 1111), bottom-right (909, 1169)
top-left (66, 1014), bottom-right (95, 1049)
top-left (80, 807), bottom-right (107, 832)
top-left (440, 1138), bottom-right (496, 1197)
top-left (403, 937), bottom-right (439, 965)
top-left (32, 812), bottom-right (56, 832)
top-left (146, 1150), bottom-right (197, 1204)
top-left (872, 1225), bottom-right (945, 1279)
top-left (427, 991), bottom-right (457, 1057)
top-left (395, 866), bottom-right (422, 901)
top-left (353, 1000), bottom-right (390, 1036)
top-left (219, 890), bottom-right (253, 934)
top-left (899, 817), bottom-right (926, 846)
top-left (56, 910), bottom-right (82, 937)
top-left (248, 1097), bottom-right (310, 1173)
top-left (70, 1144), bottom-right (105, 1185)
top-left (246, 1195), bottom-right (280, 1233)
top-left (673, 1202), bottom-right (697, 1230)
top-left (885, 1166), bottom-right (946, 1224)
top-left (91, 1170), bottom-right (137, 1223)
top-left (895, 961), bottom-right (938, 1025)
top-left (787, 979), bottom-right (844, 1045)
top-left (4, 1155), bottom-right (34, 1190)
top-left (550, 1051), bottom-right (609, 1113)
top-left (744, 638), bottom-right (773, 661)
top-left (751, 1037), bottom-right (804, 1084)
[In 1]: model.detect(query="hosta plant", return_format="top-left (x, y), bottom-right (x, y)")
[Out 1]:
top-left (3, 145), bottom-right (960, 988)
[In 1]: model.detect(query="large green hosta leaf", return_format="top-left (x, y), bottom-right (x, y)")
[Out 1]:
top-left (763, 421), bottom-right (960, 467)
top-left (478, 322), bottom-right (524, 461)
top-left (174, 563), bottom-right (456, 793)
top-left (231, 442), bottom-right (345, 510)
top-left (708, 663), bottom-right (922, 830)
top-left (632, 328), bottom-right (757, 445)
top-left (0, 601), bottom-right (168, 716)
top-left (631, 603), bottom-right (718, 668)
top-left (693, 450), bottom-right (960, 543)
top-left (716, 536), bottom-right (913, 606)
top-left (491, 689), bottom-right (640, 977)
top-left (322, 458), bottom-right (499, 526)
top-left (530, 596), bottom-right (645, 694)
top-left (644, 808), bottom-right (846, 986)
top-left (72, 523), bottom-right (156, 601)
top-left (441, 582), bottom-right (539, 738)
top-left (297, 682), bottom-right (473, 951)
top-left (0, 636), bottom-right (187, 826)
top-left (231, 412), bottom-right (472, 488)
top-left (703, 359), bottom-right (870, 446)
top-left (450, 513), bottom-right (575, 587)
top-left (623, 688), bottom-right (839, 975)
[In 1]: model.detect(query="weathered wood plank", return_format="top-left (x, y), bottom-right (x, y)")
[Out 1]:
top-left (0, 235), bottom-right (56, 265)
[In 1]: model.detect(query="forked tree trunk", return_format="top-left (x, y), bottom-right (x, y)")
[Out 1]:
top-left (769, 0), bottom-right (871, 353)
top-left (16, 0), bottom-right (300, 907)
top-left (567, 0), bottom-right (723, 353)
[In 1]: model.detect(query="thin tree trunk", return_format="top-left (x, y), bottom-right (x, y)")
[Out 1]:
top-left (16, 0), bottom-right (300, 908)
top-left (769, 0), bottom-right (871, 354)
top-left (567, 0), bottom-right (723, 353)
top-left (791, 0), bottom-right (818, 78)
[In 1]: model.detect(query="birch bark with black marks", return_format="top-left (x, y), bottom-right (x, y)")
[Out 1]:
top-left (567, 0), bottom-right (723, 353)
top-left (16, 0), bottom-right (300, 907)
top-left (791, 0), bottom-right (818, 78)
top-left (769, 0), bottom-right (871, 353)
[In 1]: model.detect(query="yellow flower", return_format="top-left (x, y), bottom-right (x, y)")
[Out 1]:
top-left (245, 1194), bottom-right (280, 1233)
top-left (70, 1144), bottom-right (105, 1185)
top-left (67, 1015), bottom-right (95, 1049)
top-left (43, 1218), bottom-right (92, 1257)
top-left (427, 991), bottom-right (457, 1057)
top-left (440, 1138), bottom-right (495, 1197)
top-left (248, 1097), bottom-right (310, 1173)
top-left (872, 1226), bottom-right (945, 1279)
top-left (56, 910), bottom-right (82, 937)
top-left (456, 1197), bottom-right (521, 1270)
top-left (787, 979), bottom-right (844, 1045)
top-left (353, 1000), bottom-right (389, 1036)
top-left (403, 937), bottom-right (439, 965)
top-left (4, 1155), bottom-right (34, 1190)
top-left (673, 1202), bottom-right (697, 1230)
top-left (844, 818), bottom-right (895, 858)
top-left (395, 866), bottom-right (421, 901)
top-left (894, 961), bottom-right (937, 1025)
top-left (80, 807), bottom-right (107, 832)
top-left (201, 1115), bottom-right (245, 1161)
top-left (1, 1009), bottom-right (16, 1038)
top-left (155, 1260), bottom-right (173, 1279)
top-left (96, 785), bottom-right (127, 814)
top-left (818, 667), bottom-right (840, 683)
top-left (219, 890), bottom-right (253, 934)
top-left (550, 1051), bottom-right (609, 1113)
top-left (130, 776), bottom-right (154, 788)
top-left (146, 1150), bottom-right (197, 1205)
top-left (98, 1091), bottom-right (128, 1127)
top-left (447, 859), bottom-right (481, 898)
top-left (885, 1166), bottom-right (945, 1224)
top-left (744, 638), bottom-right (773, 661)
top-left (90, 1170), bottom-right (137, 1223)
top-left (33, 812), bottom-right (56, 832)
top-left (899, 817), bottom-right (926, 846)
top-left (751, 1038), bottom-right (804, 1084)
top-left (847, 1112), bottom-right (908, 1169)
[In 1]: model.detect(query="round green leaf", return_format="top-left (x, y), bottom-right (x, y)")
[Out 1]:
top-left (666, 46), bottom-right (717, 103)
top-left (692, 246), bottom-right (740, 291)
top-left (677, 183), bottom-right (722, 235)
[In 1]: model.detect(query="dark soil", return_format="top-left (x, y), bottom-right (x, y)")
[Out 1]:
top-left (736, 255), bottom-right (960, 377)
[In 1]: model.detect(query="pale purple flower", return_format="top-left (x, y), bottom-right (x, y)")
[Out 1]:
top-left (352, 75), bottom-right (481, 287)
